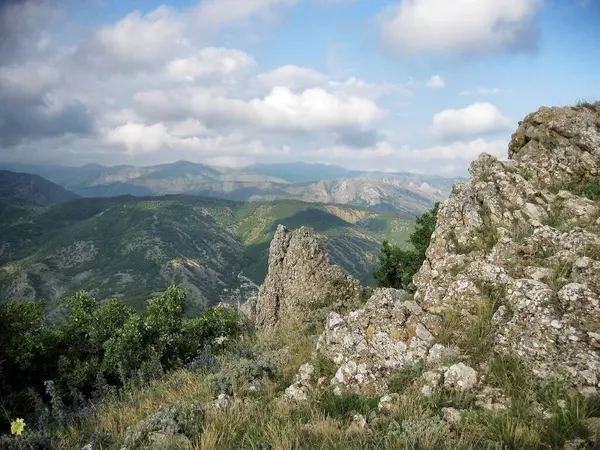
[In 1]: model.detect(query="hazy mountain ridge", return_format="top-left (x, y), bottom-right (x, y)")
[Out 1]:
top-left (0, 161), bottom-right (458, 214)
top-left (0, 170), bottom-right (79, 206)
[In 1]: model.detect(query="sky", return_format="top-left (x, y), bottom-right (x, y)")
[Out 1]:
top-left (0, 0), bottom-right (599, 176)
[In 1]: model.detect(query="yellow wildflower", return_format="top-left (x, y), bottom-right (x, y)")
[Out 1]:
top-left (10, 418), bottom-right (26, 436)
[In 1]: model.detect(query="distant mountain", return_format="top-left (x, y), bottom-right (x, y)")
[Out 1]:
top-left (0, 170), bottom-right (79, 206)
top-left (0, 195), bottom-right (414, 316)
top-left (247, 171), bottom-right (459, 215)
top-left (245, 162), bottom-right (359, 183)
top-left (0, 161), bottom-right (459, 214)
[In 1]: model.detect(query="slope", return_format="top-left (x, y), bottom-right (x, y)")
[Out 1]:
top-left (0, 170), bottom-right (79, 206)
top-left (0, 195), bottom-right (413, 316)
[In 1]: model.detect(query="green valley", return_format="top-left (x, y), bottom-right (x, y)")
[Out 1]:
top-left (0, 194), bottom-right (414, 316)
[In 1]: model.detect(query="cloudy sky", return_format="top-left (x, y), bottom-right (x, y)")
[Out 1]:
top-left (0, 0), bottom-right (598, 176)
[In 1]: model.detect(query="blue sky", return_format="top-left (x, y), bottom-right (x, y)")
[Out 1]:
top-left (0, 0), bottom-right (598, 176)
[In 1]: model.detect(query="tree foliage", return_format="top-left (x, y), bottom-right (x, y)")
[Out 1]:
top-left (373, 203), bottom-right (440, 290)
top-left (0, 286), bottom-right (241, 433)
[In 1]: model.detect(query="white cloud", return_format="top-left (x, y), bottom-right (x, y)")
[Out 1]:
top-left (193, 0), bottom-right (300, 31)
top-left (166, 47), bottom-right (255, 82)
top-left (380, 0), bottom-right (544, 55)
top-left (257, 65), bottom-right (327, 91)
top-left (85, 6), bottom-right (188, 68)
top-left (133, 86), bottom-right (384, 132)
top-left (328, 77), bottom-right (409, 99)
top-left (104, 122), bottom-right (170, 154)
top-left (432, 102), bottom-right (513, 140)
top-left (426, 74), bottom-right (445, 89)
top-left (301, 138), bottom-right (508, 175)
top-left (459, 87), bottom-right (502, 96)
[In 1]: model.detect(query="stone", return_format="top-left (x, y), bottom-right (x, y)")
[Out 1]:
top-left (254, 225), bottom-right (371, 332)
top-left (420, 370), bottom-right (443, 397)
top-left (211, 393), bottom-right (230, 410)
top-left (378, 394), bottom-right (399, 412)
top-left (441, 407), bottom-right (462, 424)
top-left (285, 382), bottom-right (309, 401)
top-left (346, 414), bottom-right (368, 436)
top-left (147, 432), bottom-right (191, 449)
top-left (585, 417), bottom-right (600, 439)
top-left (313, 288), bottom-right (440, 394)
top-left (444, 363), bottom-right (478, 391)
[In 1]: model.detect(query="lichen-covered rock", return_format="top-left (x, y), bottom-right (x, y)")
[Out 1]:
top-left (284, 363), bottom-right (315, 401)
top-left (254, 225), bottom-right (371, 332)
top-left (282, 102), bottom-right (600, 398)
top-left (413, 102), bottom-right (600, 389)
top-left (443, 363), bottom-right (478, 391)
top-left (315, 288), bottom-right (442, 394)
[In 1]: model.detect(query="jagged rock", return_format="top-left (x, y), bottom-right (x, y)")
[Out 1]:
top-left (280, 102), bottom-right (600, 399)
top-left (254, 225), bottom-right (371, 332)
top-left (315, 288), bottom-right (441, 394)
top-left (413, 102), bottom-right (600, 389)
top-left (444, 363), bottom-right (478, 391)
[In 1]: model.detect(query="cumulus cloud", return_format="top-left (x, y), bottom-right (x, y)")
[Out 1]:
top-left (166, 48), bottom-right (255, 82)
top-left (427, 75), bottom-right (445, 89)
top-left (83, 6), bottom-right (188, 69)
top-left (0, 0), bottom-right (511, 177)
top-left (257, 65), bottom-right (327, 91)
top-left (432, 102), bottom-right (513, 140)
top-left (130, 86), bottom-right (384, 133)
top-left (380, 0), bottom-right (544, 56)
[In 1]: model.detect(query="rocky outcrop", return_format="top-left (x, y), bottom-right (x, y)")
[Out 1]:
top-left (253, 225), bottom-right (371, 332)
top-left (283, 102), bottom-right (600, 397)
top-left (413, 102), bottom-right (600, 389)
top-left (316, 288), bottom-right (444, 394)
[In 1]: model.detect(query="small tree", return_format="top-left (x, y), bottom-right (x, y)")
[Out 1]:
top-left (373, 202), bottom-right (439, 290)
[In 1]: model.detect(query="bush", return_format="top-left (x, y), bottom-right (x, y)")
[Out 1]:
top-left (373, 203), bottom-right (439, 290)
top-left (0, 286), bottom-right (241, 437)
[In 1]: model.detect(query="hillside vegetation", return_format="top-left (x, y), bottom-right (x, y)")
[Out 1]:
top-left (0, 195), bottom-right (413, 314)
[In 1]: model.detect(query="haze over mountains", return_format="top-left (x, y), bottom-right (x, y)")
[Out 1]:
top-left (0, 161), bottom-right (459, 215)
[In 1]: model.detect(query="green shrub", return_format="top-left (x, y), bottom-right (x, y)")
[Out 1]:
top-left (0, 286), bottom-right (241, 436)
top-left (373, 203), bottom-right (439, 290)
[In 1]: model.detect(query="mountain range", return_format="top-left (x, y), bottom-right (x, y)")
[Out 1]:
top-left (0, 161), bottom-right (459, 215)
top-left (0, 170), bottom-right (417, 316)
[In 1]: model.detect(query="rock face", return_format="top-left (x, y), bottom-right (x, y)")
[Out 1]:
top-left (413, 102), bottom-right (600, 388)
top-left (316, 288), bottom-right (442, 394)
top-left (280, 102), bottom-right (600, 396)
top-left (253, 225), bottom-right (371, 332)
